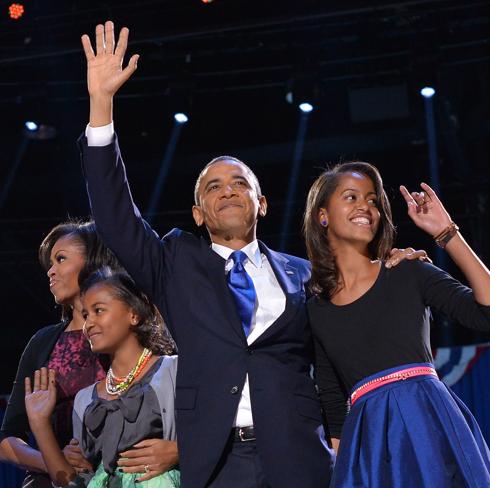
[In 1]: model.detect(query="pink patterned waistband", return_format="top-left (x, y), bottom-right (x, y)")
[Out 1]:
top-left (350, 366), bottom-right (438, 406)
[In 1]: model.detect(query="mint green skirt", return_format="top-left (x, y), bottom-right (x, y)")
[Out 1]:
top-left (87, 462), bottom-right (180, 487)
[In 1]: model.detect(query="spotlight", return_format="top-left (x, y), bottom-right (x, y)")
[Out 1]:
top-left (25, 121), bottom-right (38, 131)
top-left (24, 123), bottom-right (57, 140)
top-left (299, 102), bottom-right (313, 113)
top-left (174, 113), bottom-right (189, 124)
top-left (420, 87), bottom-right (435, 98)
top-left (286, 70), bottom-right (319, 113)
top-left (8, 3), bottom-right (24, 20)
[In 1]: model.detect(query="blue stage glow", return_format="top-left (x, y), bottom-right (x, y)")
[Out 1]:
top-left (420, 87), bottom-right (435, 98)
top-left (174, 113), bottom-right (189, 124)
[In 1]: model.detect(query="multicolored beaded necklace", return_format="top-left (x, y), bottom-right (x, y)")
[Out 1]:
top-left (105, 347), bottom-right (153, 396)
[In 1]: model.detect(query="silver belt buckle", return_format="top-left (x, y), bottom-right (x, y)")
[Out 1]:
top-left (238, 427), bottom-right (255, 442)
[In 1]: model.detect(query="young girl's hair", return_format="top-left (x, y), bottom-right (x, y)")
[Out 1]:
top-left (303, 161), bottom-right (395, 298)
top-left (80, 267), bottom-right (176, 355)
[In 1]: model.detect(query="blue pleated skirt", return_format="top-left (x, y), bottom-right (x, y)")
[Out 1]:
top-left (331, 363), bottom-right (490, 488)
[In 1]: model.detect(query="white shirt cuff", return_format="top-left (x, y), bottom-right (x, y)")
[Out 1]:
top-left (85, 122), bottom-right (114, 147)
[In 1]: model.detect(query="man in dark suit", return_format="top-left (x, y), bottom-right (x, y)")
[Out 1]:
top-left (79, 21), bottom-right (334, 488)
top-left (79, 21), bottom-right (424, 487)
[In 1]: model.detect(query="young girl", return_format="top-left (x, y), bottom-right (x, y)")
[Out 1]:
top-left (304, 162), bottom-right (490, 487)
top-left (25, 268), bottom-right (180, 488)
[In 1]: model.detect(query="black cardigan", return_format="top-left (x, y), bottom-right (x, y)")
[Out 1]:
top-left (0, 322), bottom-right (68, 442)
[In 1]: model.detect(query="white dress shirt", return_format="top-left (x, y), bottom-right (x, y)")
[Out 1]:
top-left (212, 240), bottom-right (286, 427)
top-left (86, 123), bottom-right (287, 427)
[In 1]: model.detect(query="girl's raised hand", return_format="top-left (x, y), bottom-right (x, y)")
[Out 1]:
top-left (25, 368), bottom-right (57, 427)
top-left (399, 182), bottom-right (453, 237)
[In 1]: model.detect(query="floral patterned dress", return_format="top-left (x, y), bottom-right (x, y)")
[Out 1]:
top-left (47, 329), bottom-right (106, 450)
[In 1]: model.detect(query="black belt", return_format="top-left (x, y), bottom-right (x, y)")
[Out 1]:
top-left (233, 426), bottom-right (256, 442)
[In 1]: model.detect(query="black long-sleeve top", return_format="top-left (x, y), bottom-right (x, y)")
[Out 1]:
top-left (1, 323), bottom-right (66, 443)
top-left (307, 260), bottom-right (490, 438)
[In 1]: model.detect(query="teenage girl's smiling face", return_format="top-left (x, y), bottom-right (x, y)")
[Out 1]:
top-left (319, 172), bottom-right (381, 248)
top-left (47, 236), bottom-right (86, 305)
top-left (82, 283), bottom-right (139, 354)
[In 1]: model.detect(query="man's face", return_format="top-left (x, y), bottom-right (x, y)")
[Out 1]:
top-left (192, 159), bottom-right (267, 242)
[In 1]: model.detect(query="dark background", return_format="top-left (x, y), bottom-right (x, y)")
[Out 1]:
top-left (1, 0), bottom-right (489, 394)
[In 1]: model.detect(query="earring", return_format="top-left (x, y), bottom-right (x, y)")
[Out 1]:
top-left (321, 220), bottom-right (328, 227)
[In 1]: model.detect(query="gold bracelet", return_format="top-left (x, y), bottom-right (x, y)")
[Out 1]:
top-left (435, 222), bottom-right (459, 249)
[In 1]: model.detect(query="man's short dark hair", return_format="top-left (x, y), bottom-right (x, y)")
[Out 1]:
top-left (194, 156), bottom-right (262, 205)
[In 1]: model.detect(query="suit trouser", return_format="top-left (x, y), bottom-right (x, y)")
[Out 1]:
top-left (206, 432), bottom-right (271, 488)
top-left (22, 473), bottom-right (52, 488)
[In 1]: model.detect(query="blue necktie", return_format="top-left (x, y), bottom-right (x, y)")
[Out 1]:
top-left (227, 250), bottom-right (256, 337)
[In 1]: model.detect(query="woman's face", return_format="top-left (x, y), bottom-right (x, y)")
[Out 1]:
top-left (319, 171), bottom-right (381, 249)
top-left (82, 283), bottom-right (139, 354)
top-left (47, 236), bottom-right (86, 305)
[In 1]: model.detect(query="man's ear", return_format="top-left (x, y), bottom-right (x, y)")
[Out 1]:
top-left (192, 205), bottom-right (204, 227)
top-left (258, 195), bottom-right (268, 218)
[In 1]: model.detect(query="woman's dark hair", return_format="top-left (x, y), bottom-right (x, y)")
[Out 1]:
top-left (80, 267), bottom-right (177, 356)
top-left (39, 219), bottom-right (122, 321)
top-left (303, 161), bottom-right (395, 299)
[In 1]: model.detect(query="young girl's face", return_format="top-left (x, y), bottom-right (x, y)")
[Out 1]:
top-left (319, 171), bottom-right (381, 250)
top-left (82, 283), bottom-right (139, 354)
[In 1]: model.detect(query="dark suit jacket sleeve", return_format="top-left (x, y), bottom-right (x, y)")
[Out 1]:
top-left (0, 324), bottom-right (62, 442)
top-left (78, 135), bottom-right (179, 320)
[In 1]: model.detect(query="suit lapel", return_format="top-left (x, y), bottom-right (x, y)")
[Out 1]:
top-left (201, 239), bottom-right (305, 345)
top-left (202, 239), bottom-right (247, 343)
top-left (254, 241), bottom-right (304, 344)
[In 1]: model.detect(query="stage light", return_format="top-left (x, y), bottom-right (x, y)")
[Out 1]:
top-left (147, 114), bottom-right (188, 222)
top-left (9, 3), bottom-right (24, 20)
top-left (421, 87), bottom-right (435, 98)
top-left (25, 121), bottom-right (38, 131)
top-left (299, 102), bottom-right (313, 113)
top-left (174, 113), bottom-right (189, 124)
top-left (201, 0), bottom-right (214, 3)
top-left (24, 123), bottom-right (57, 140)
top-left (286, 71), bottom-right (319, 113)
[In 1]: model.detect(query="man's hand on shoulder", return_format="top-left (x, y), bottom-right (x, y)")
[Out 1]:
top-left (385, 247), bottom-right (432, 268)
